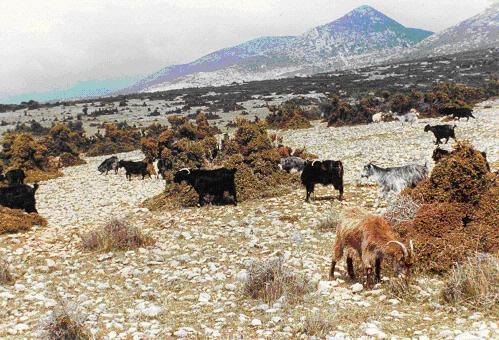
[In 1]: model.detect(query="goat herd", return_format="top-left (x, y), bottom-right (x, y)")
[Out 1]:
top-left (0, 107), bottom-right (489, 288)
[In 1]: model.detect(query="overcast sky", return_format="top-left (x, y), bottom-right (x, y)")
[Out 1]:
top-left (0, 0), bottom-right (494, 98)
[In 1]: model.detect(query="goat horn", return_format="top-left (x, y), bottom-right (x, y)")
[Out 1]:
top-left (179, 168), bottom-right (190, 174)
top-left (409, 240), bottom-right (414, 255)
top-left (311, 160), bottom-right (318, 166)
top-left (387, 241), bottom-right (408, 258)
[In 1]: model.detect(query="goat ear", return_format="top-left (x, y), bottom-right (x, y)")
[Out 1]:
top-left (409, 240), bottom-right (414, 255)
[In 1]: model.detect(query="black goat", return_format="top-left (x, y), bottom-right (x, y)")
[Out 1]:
top-left (301, 160), bottom-right (344, 202)
top-left (0, 183), bottom-right (39, 213)
top-left (173, 168), bottom-right (237, 206)
top-left (424, 124), bottom-right (456, 145)
top-left (98, 156), bottom-right (119, 175)
top-left (4, 169), bottom-right (26, 185)
top-left (439, 107), bottom-right (475, 121)
top-left (118, 160), bottom-right (151, 180)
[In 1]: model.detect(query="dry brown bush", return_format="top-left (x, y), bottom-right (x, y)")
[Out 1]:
top-left (38, 299), bottom-right (91, 340)
top-left (386, 277), bottom-right (418, 302)
top-left (442, 253), bottom-right (498, 309)
top-left (0, 259), bottom-right (14, 285)
top-left (266, 101), bottom-right (312, 130)
top-left (405, 140), bottom-right (492, 205)
top-left (243, 257), bottom-right (312, 304)
top-left (397, 141), bottom-right (498, 274)
top-left (81, 219), bottom-right (155, 252)
top-left (0, 207), bottom-right (47, 235)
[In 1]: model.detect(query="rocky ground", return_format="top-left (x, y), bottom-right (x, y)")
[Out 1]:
top-left (0, 101), bottom-right (497, 339)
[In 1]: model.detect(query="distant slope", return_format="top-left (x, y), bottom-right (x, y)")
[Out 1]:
top-left (402, 3), bottom-right (499, 59)
top-left (126, 5), bottom-right (432, 93)
top-left (1, 76), bottom-right (142, 104)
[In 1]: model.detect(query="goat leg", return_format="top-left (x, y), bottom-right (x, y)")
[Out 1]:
top-left (365, 267), bottom-right (374, 290)
top-left (329, 260), bottom-right (336, 280)
top-left (375, 258), bottom-right (382, 283)
top-left (347, 257), bottom-right (355, 279)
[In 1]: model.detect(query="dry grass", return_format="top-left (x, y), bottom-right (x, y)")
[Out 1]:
top-left (386, 277), bottom-right (418, 302)
top-left (81, 219), bottom-right (155, 252)
top-left (441, 253), bottom-right (498, 309)
top-left (302, 314), bottom-right (335, 337)
top-left (243, 257), bottom-right (312, 304)
top-left (316, 212), bottom-right (340, 232)
top-left (0, 207), bottom-right (47, 235)
top-left (38, 299), bottom-right (91, 340)
top-left (0, 259), bottom-right (14, 285)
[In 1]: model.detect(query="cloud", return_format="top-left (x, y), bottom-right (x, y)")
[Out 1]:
top-left (0, 0), bottom-right (491, 97)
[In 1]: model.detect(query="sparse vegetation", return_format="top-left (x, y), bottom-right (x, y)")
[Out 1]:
top-left (0, 207), bottom-right (47, 235)
top-left (243, 257), bottom-right (312, 304)
top-left (302, 314), bottom-right (335, 337)
top-left (0, 258), bottom-right (14, 285)
top-left (316, 212), bottom-right (340, 232)
top-left (81, 219), bottom-right (155, 252)
top-left (38, 299), bottom-right (91, 340)
top-left (442, 253), bottom-right (498, 309)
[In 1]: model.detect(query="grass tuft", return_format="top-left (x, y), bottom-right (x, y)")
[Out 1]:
top-left (38, 299), bottom-right (91, 340)
top-left (441, 253), bottom-right (498, 309)
top-left (302, 314), bottom-right (335, 337)
top-left (243, 257), bottom-right (312, 304)
top-left (81, 219), bottom-right (155, 252)
top-left (0, 258), bottom-right (14, 285)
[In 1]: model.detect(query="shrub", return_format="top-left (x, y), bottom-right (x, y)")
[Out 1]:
top-left (386, 277), bottom-right (418, 302)
top-left (86, 122), bottom-right (142, 156)
top-left (442, 253), bottom-right (498, 309)
top-left (243, 257), bottom-right (312, 304)
top-left (38, 299), bottom-right (91, 340)
top-left (406, 141), bottom-right (492, 205)
top-left (0, 207), bottom-right (47, 235)
top-left (0, 258), bottom-right (14, 285)
top-left (0, 132), bottom-right (47, 170)
top-left (266, 101), bottom-right (311, 130)
top-left (81, 219), bottom-right (155, 252)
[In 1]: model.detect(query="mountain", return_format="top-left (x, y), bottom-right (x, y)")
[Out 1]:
top-left (0, 76), bottom-right (142, 104)
top-left (402, 3), bottom-right (499, 59)
top-left (127, 5), bottom-right (433, 93)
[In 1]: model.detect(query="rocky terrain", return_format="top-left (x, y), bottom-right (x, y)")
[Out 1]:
top-left (0, 101), bottom-right (497, 338)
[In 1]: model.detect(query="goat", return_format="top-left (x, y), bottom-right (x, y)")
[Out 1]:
top-left (371, 112), bottom-right (383, 123)
top-left (118, 160), bottom-right (151, 180)
top-left (439, 107), bottom-right (475, 121)
top-left (361, 162), bottom-right (427, 196)
top-left (98, 156), bottom-right (119, 175)
top-left (157, 158), bottom-right (173, 179)
top-left (4, 169), bottom-right (26, 185)
top-left (279, 156), bottom-right (305, 173)
top-left (0, 183), bottom-right (39, 213)
top-left (424, 124), bottom-right (456, 145)
top-left (329, 208), bottom-right (414, 289)
top-left (301, 160), bottom-right (344, 202)
top-left (173, 168), bottom-right (237, 206)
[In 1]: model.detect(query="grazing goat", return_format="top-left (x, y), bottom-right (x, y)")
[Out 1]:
top-left (98, 156), bottom-right (119, 175)
top-left (329, 209), bottom-right (414, 289)
top-left (361, 162), bottom-right (427, 196)
top-left (118, 160), bottom-right (151, 180)
top-left (301, 160), bottom-right (344, 202)
top-left (279, 156), bottom-right (305, 173)
top-left (424, 124), bottom-right (456, 144)
top-left (174, 168), bottom-right (237, 206)
top-left (4, 169), bottom-right (26, 185)
top-left (439, 107), bottom-right (475, 121)
top-left (371, 112), bottom-right (383, 123)
top-left (0, 183), bottom-right (39, 213)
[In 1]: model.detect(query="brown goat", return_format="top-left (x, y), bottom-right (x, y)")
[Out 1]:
top-left (329, 209), bottom-right (414, 289)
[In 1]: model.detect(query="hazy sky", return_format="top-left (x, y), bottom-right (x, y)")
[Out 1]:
top-left (0, 0), bottom-right (494, 98)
